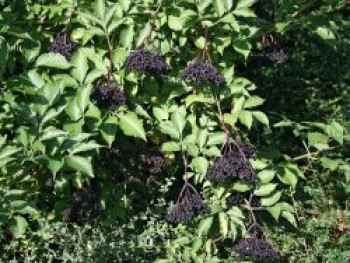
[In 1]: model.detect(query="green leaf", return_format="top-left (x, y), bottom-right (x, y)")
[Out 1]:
top-left (254, 183), bottom-right (277, 196)
top-left (207, 132), bottom-right (226, 146)
top-left (120, 25), bottom-right (134, 48)
top-left (153, 107), bottom-right (169, 122)
top-left (219, 212), bottom-right (229, 238)
top-left (198, 0), bottom-right (212, 14)
top-left (258, 170), bottom-right (275, 184)
top-left (95, 0), bottom-right (106, 20)
top-left (159, 122), bottom-right (180, 140)
top-left (119, 112), bottom-right (146, 141)
top-left (197, 129), bottom-right (208, 148)
top-left (308, 132), bottom-right (328, 148)
top-left (100, 115), bottom-right (119, 147)
top-left (41, 128), bottom-right (67, 141)
top-left (277, 167), bottom-right (298, 188)
top-left (36, 53), bottom-right (70, 69)
top-left (252, 111), bottom-right (269, 125)
top-left (195, 37), bottom-right (206, 49)
top-left (10, 216), bottom-right (28, 238)
top-left (233, 7), bottom-right (256, 17)
top-left (244, 96), bottom-right (265, 108)
top-left (136, 22), bottom-right (152, 46)
top-left (69, 141), bottom-right (102, 155)
top-left (198, 216), bottom-right (213, 236)
top-left (233, 181), bottom-right (251, 192)
top-left (66, 155), bottom-right (94, 177)
top-left (192, 157), bottom-right (208, 174)
top-left (214, 0), bottom-right (226, 16)
top-left (161, 141), bottom-right (181, 152)
top-left (119, 0), bottom-right (130, 12)
top-left (320, 157), bottom-right (340, 170)
top-left (233, 40), bottom-right (252, 59)
top-left (315, 26), bottom-right (336, 40)
top-left (261, 191), bottom-right (282, 207)
top-left (266, 205), bottom-right (282, 221)
top-left (77, 85), bottom-right (93, 114)
top-left (232, 97), bottom-right (245, 113)
top-left (239, 110), bottom-right (253, 129)
top-left (71, 49), bottom-right (89, 83)
top-left (171, 110), bottom-right (186, 135)
top-left (168, 16), bottom-right (183, 31)
top-left (47, 158), bottom-right (64, 176)
top-left (281, 211), bottom-right (297, 227)
top-left (236, 0), bottom-right (258, 9)
top-left (66, 98), bottom-right (82, 121)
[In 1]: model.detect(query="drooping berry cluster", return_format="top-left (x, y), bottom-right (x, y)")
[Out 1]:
top-left (62, 181), bottom-right (102, 224)
top-left (166, 186), bottom-right (207, 224)
top-left (125, 48), bottom-right (170, 76)
top-left (206, 142), bottom-right (257, 182)
top-left (179, 59), bottom-right (225, 86)
top-left (227, 192), bottom-right (261, 207)
top-left (139, 152), bottom-right (166, 175)
top-left (264, 46), bottom-right (289, 64)
top-left (233, 237), bottom-right (281, 262)
top-left (90, 79), bottom-right (127, 110)
top-left (260, 34), bottom-right (288, 65)
top-left (48, 29), bottom-right (78, 60)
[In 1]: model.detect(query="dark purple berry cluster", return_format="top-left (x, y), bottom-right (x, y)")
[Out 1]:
top-left (62, 182), bottom-right (102, 224)
top-left (234, 237), bottom-right (281, 262)
top-left (91, 79), bottom-right (127, 110)
top-left (179, 59), bottom-right (225, 86)
top-left (139, 152), bottom-right (166, 175)
top-left (264, 46), bottom-right (289, 64)
top-left (207, 141), bottom-right (257, 182)
top-left (229, 142), bottom-right (257, 159)
top-left (48, 29), bottom-right (78, 60)
top-left (125, 48), bottom-right (170, 76)
top-left (227, 192), bottom-right (261, 207)
top-left (206, 153), bottom-right (256, 182)
top-left (166, 188), bottom-right (207, 224)
top-left (261, 34), bottom-right (288, 65)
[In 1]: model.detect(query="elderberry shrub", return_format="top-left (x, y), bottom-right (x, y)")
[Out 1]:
top-left (90, 79), bottom-right (126, 110)
top-left (179, 59), bottom-right (225, 86)
top-left (48, 29), bottom-right (78, 60)
top-left (166, 189), bottom-right (207, 224)
top-left (61, 181), bottom-right (102, 224)
top-left (125, 48), bottom-right (169, 76)
top-left (233, 237), bottom-right (281, 262)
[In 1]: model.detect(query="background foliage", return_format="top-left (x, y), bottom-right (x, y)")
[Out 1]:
top-left (0, 0), bottom-right (349, 262)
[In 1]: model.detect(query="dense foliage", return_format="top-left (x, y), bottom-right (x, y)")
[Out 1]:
top-left (0, 0), bottom-right (349, 262)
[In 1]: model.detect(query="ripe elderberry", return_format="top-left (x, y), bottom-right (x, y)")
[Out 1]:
top-left (233, 237), bottom-right (281, 262)
top-left (125, 48), bottom-right (169, 76)
top-left (91, 79), bottom-right (126, 110)
top-left (166, 186), bottom-right (206, 224)
top-left (48, 29), bottom-right (78, 60)
top-left (261, 34), bottom-right (288, 65)
top-left (207, 141), bottom-right (257, 182)
top-left (62, 181), bottom-right (102, 224)
top-left (179, 59), bottom-right (225, 86)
